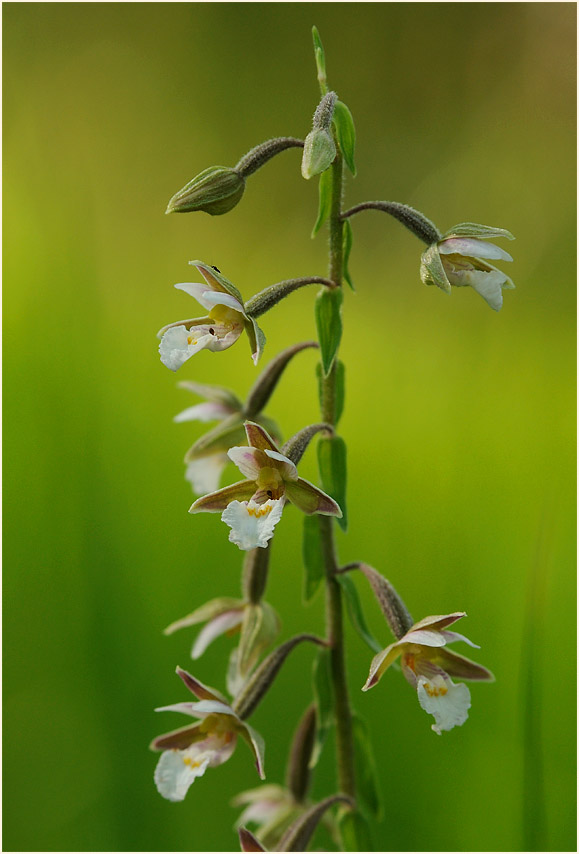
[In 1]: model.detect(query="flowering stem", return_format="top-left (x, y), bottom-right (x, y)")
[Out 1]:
top-left (318, 149), bottom-right (357, 802)
top-left (341, 200), bottom-right (441, 245)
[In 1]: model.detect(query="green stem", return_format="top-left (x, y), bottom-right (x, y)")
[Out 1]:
top-left (318, 150), bottom-right (356, 801)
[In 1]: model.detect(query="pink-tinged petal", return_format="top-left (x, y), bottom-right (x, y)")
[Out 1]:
top-left (174, 281), bottom-right (219, 310)
top-left (228, 446), bottom-right (268, 479)
top-left (416, 676), bottom-right (471, 735)
top-left (150, 722), bottom-right (204, 751)
top-left (439, 237), bottom-right (513, 263)
top-left (185, 454), bottom-right (229, 496)
top-left (240, 722), bottom-right (267, 780)
top-left (263, 449), bottom-right (298, 481)
top-left (245, 421), bottom-right (280, 452)
top-left (401, 628), bottom-right (448, 648)
top-left (164, 596), bottom-right (243, 635)
top-left (440, 630), bottom-right (480, 648)
top-left (155, 702), bottom-right (203, 718)
top-left (222, 498), bottom-right (284, 550)
top-left (176, 666), bottom-right (230, 703)
top-left (284, 477), bottom-right (342, 517)
top-left (201, 289), bottom-right (245, 314)
top-left (154, 748), bottom-right (210, 801)
top-left (192, 609), bottom-right (244, 659)
top-left (408, 612), bottom-right (466, 634)
top-left (362, 641), bottom-right (406, 691)
top-left (174, 401), bottom-right (233, 423)
top-left (239, 827), bottom-right (267, 852)
top-left (433, 648), bottom-right (495, 682)
top-left (190, 479), bottom-right (256, 513)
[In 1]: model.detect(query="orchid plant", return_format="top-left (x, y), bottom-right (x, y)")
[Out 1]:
top-left (151, 28), bottom-right (511, 851)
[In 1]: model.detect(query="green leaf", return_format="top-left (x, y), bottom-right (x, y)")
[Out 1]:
top-left (311, 167), bottom-right (333, 237)
top-left (342, 219), bottom-right (355, 291)
top-left (310, 648), bottom-right (333, 768)
top-left (352, 713), bottom-right (383, 820)
top-left (315, 286), bottom-right (343, 375)
top-left (317, 435), bottom-right (347, 532)
top-left (338, 809), bottom-right (373, 852)
top-left (315, 360), bottom-right (345, 428)
top-left (336, 573), bottom-right (383, 653)
top-left (332, 100), bottom-right (356, 176)
top-left (302, 515), bottom-right (325, 603)
top-left (312, 26), bottom-right (328, 95)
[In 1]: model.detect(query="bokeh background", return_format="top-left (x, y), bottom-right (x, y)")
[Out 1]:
top-left (4, 4), bottom-right (576, 852)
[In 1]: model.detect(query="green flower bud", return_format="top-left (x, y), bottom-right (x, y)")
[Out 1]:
top-left (301, 128), bottom-right (336, 179)
top-left (166, 166), bottom-right (245, 215)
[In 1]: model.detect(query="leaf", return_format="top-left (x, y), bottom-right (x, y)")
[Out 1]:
top-left (315, 286), bottom-right (343, 375)
top-left (334, 360), bottom-right (345, 426)
top-left (342, 219), bottom-right (355, 291)
top-left (317, 435), bottom-right (347, 532)
top-left (312, 26), bottom-right (328, 95)
top-left (338, 809), bottom-right (373, 852)
top-left (336, 573), bottom-right (383, 653)
top-left (302, 515), bottom-right (325, 603)
top-left (311, 167), bottom-right (333, 237)
top-left (310, 648), bottom-right (333, 768)
top-left (352, 712), bottom-right (383, 820)
top-left (332, 100), bottom-right (356, 176)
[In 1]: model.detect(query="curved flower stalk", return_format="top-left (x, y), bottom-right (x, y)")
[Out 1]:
top-left (190, 422), bottom-right (341, 550)
top-left (151, 667), bottom-right (265, 802)
top-left (420, 223), bottom-right (515, 311)
top-left (362, 612), bottom-right (494, 734)
top-left (158, 262), bottom-right (265, 370)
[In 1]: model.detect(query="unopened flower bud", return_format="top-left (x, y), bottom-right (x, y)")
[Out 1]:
top-left (301, 128), bottom-right (336, 179)
top-left (166, 166), bottom-right (245, 215)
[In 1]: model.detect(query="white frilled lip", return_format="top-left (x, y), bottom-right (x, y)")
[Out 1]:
top-left (416, 675), bottom-right (471, 735)
top-left (438, 237), bottom-right (513, 263)
top-left (222, 498), bottom-right (285, 551)
top-left (159, 323), bottom-right (242, 372)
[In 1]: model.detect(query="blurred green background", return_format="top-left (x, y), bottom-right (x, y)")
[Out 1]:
top-left (4, 3), bottom-right (576, 852)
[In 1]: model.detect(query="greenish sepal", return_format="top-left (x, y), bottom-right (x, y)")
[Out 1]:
top-left (442, 222), bottom-right (515, 241)
top-left (301, 128), bottom-right (336, 180)
top-left (245, 317), bottom-right (267, 365)
top-left (315, 286), bottom-right (343, 375)
top-left (311, 168), bottom-right (333, 237)
top-left (338, 809), bottom-right (373, 852)
top-left (244, 341), bottom-right (318, 419)
top-left (189, 260), bottom-right (246, 306)
top-left (420, 243), bottom-right (451, 293)
top-left (342, 219), bottom-right (355, 291)
top-left (184, 414), bottom-right (245, 462)
top-left (336, 574), bottom-right (383, 654)
top-left (352, 712), bottom-right (383, 820)
top-left (312, 26), bottom-right (328, 95)
top-left (166, 167), bottom-right (245, 215)
top-left (237, 602), bottom-right (280, 678)
top-left (278, 796), bottom-right (353, 853)
top-left (332, 100), bottom-right (356, 176)
top-left (302, 515), bottom-right (325, 603)
top-left (310, 648), bottom-right (334, 768)
top-left (317, 435), bottom-right (347, 532)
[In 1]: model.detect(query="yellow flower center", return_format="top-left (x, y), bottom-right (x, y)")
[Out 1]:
top-left (247, 503), bottom-right (273, 518)
top-left (423, 681), bottom-right (448, 698)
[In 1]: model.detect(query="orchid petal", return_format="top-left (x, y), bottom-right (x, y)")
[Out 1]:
top-left (190, 261), bottom-right (246, 307)
top-left (417, 676), bottom-right (471, 734)
top-left (239, 827), bottom-right (267, 852)
top-left (185, 454), bottom-right (229, 495)
top-left (221, 498), bottom-right (285, 550)
top-left (174, 281), bottom-right (220, 310)
top-left (150, 722), bottom-right (204, 751)
top-left (176, 666), bottom-right (230, 704)
top-left (201, 289), bottom-right (246, 314)
top-left (164, 597), bottom-right (244, 635)
top-left (263, 449), bottom-right (299, 481)
top-left (408, 613), bottom-right (466, 633)
top-left (192, 609), bottom-right (244, 659)
top-left (362, 641), bottom-right (405, 690)
top-left (440, 630), bottom-right (480, 648)
top-left (240, 722), bottom-right (267, 780)
top-left (174, 401), bottom-right (233, 423)
top-left (245, 421), bottom-right (280, 452)
top-left (154, 749), bottom-right (210, 801)
top-left (190, 479), bottom-right (256, 513)
top-left (402, 628), bottom-right (448, 647)
top-left (159, 325), bottom-right (214, 371)
top-left (439, 237), bottom-right (513, 263)
top-left (467, 270), bottom-right (507, 311)
top-left (434, 648), bottom-right (495, 682)
top-left (228, 446), bottom-right (267, 479)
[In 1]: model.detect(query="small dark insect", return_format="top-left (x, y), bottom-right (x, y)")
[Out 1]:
top-left (211, 265), bottom-right (221, 273)
top-left (209, 328), bottom-right (215, 335)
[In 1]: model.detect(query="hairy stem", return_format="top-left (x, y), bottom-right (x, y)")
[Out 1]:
top-left (318, 149), bottom-right (356, 800)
